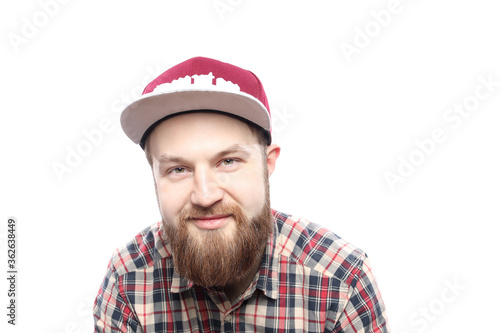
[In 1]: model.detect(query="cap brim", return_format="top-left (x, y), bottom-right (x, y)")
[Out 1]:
top-left (120, 89), bottom-right (271, 145)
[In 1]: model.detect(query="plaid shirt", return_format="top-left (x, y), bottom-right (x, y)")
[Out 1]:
top-left (94, 210), bottom-right (389, 332)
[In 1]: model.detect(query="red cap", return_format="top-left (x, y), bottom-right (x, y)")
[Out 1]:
top-left (120, 57), bottom-right (272, 148)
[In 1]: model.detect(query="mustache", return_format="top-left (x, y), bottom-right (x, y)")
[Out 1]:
top-left (179, 203), bottom-right (240, 221)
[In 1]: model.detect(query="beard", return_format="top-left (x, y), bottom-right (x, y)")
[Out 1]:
top-left (163, 183), bottom-right (273, 289)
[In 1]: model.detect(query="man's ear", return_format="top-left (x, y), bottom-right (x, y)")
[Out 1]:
top-left (266, 144), bottom-right (281, 176)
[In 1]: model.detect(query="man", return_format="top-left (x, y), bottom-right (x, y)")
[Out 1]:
top-left (94, 56), bottom-right (390, 332)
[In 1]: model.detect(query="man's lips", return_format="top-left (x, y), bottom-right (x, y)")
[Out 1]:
top-left (190, 214), bottom-right (231, 230)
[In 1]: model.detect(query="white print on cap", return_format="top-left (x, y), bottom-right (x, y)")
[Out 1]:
top-left (152, 72), bottom-right (240, 94)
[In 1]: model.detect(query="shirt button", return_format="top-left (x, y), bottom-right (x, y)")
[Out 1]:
top-left (224, 314), bottom-right (232, 322)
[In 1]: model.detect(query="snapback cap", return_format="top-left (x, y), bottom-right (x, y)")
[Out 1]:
top-left (120, 57), bottom-right (272, 149)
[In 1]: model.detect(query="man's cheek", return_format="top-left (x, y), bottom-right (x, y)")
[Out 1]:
top-left (159, 199), bottom-right (178, 225)
top-left (231, 183), bottom-right (266, 211)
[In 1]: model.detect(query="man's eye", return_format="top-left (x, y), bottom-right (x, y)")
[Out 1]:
top-left (221, 159), bottom-right (235, 166)
top-left (170, 167), bottom-right (186, 174)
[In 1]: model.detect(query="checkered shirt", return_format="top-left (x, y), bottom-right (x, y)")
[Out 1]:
top-left (94, 210), bottom-right (390, 332)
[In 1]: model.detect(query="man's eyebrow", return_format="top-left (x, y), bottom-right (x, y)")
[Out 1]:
top-left (157, 144), bottom-right (252, 165)
top-left (214, 144), bottom-right (252, 160)
top-left (157, 154), bottom-right (190, 165)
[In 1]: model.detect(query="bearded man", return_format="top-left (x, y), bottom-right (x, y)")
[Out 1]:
top-left (93, 57), bottom-right (390, 332)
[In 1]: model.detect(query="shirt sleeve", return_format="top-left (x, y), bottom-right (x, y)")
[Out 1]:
top-left (329, 257), bottom-right (390, 333)
top-left (93, 255), bottom-right (142, 333)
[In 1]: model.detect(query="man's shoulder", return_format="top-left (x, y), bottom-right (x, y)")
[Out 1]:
top-left (273, 210), bottom-right (368, 284)
top-left (107, 222), bottom-right (171, 277)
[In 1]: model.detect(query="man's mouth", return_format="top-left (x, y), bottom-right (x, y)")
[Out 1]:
top-left (190, 214), bottom-right (231, 230)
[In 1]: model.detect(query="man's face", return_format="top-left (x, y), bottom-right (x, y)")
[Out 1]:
top-left (148, 112), bottom-right (279, 287)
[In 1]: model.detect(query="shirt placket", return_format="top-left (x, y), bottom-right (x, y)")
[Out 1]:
top-left (203, 289), bottom-right (233, 332)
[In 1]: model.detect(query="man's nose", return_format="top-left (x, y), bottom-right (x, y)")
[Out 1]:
top-left (190, 168), bottom-right (225, 208)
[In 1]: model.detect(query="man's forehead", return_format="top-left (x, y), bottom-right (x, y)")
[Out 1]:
top-left (151, 111), bottom-right (257, 142)
top-left (149, 115), bottom-right (258, 159)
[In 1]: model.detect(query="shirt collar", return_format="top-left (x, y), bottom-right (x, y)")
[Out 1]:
top-left (254, 209), bottom-right (282, 300)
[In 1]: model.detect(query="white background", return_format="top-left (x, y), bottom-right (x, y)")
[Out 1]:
top-left (1, 0), bottom-right (499, 332)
